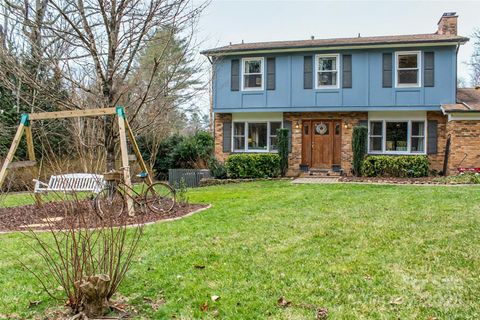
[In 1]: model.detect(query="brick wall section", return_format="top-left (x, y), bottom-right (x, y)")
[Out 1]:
top-left (446, 120), bottom-right (480, 175)
top-left (427, 111), bottom-right (448, 173)
top-left (214, 113), bottom-right (231, 162)
top-left (283, 112), bottom-right (368, 175)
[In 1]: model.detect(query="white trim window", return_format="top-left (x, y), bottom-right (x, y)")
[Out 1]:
top-left (232, 121), bottom-right (282, 152)
top-left (395, 51), bottom-right (421, 87)
top-left (368, 120), bottom-right (426, 154)
top-left (242, 57), bottom-right (264, 91)
top-left (315, 54), bottom-right (340, 89)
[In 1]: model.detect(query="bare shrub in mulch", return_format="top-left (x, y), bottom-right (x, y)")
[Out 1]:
top-left (1, 193), bottom-right (206, 319)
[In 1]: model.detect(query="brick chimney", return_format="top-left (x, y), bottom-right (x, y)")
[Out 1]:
top-left (437, 12), bottom-right (458, 35)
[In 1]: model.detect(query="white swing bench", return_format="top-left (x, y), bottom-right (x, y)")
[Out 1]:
top-left (33, 173), bottom-right (106, 194)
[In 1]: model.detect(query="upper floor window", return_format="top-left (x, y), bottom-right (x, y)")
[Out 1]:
top-left (242, 57), bottom-right (264, 91)
top-left (315, 54), bottom-right (340, 89)
top-left (395, 51), bottom-right (421, 87)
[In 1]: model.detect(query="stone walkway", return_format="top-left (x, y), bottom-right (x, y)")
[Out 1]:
top-left (292, 177), bottom-right (340, 184)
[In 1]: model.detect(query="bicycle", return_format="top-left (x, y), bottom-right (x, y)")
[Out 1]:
top-left (94, 168), bottom-right (176, 218)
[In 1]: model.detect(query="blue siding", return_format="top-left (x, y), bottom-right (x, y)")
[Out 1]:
top-left (213, 46), bottom-right (457, 112)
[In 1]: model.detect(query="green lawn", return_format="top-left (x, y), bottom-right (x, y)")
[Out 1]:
top-left (1, 181), bottom-right (480, 319)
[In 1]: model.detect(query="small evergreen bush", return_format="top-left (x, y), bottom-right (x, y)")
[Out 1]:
top-left (208, 158), bottom-right (227, 179)
top-left (225, 154), bottom-right (280, 179)
top-left (362, 155), bottom-right (429, 178)
top-left (277, 128), bottom-right (289, 177)
top-left (352, 126), bottom-right (368, 176)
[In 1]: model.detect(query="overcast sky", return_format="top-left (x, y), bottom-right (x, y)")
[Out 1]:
top-left (195, 0), bottom-right (479, 112)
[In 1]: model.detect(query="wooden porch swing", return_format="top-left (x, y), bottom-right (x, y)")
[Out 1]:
top-left (0, 106), bottom-right (151, 215)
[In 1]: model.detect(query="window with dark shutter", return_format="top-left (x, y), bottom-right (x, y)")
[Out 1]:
top-left (342, 54), bottom-right (352, 88)
top-left (267, 57), bottom-right (276, 90)
top-left (303, 56), bottom-right (313, 89)
top-left (382, 53), bottom-right (392, 88)
top-left (424, 52), bottom-right (435, 87)
top-left (231, 59), bottom-right (239, 91)
top-left (284, 120), bottom-right (292, 153)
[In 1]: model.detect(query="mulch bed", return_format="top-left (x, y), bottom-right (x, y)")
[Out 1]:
top-left (339, 176), bottom-right (454, 185)
top-left (0, 199), bottom-right (209, 232)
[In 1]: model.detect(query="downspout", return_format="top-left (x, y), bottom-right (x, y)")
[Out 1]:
top-left (455, 43), bottom-right (460, 100)
top-left (206, 55), bottom-right (214, 134)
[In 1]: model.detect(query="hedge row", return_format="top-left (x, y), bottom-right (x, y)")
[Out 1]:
top-left (362, 155), bottom-right (429, 178)
top-left (225, 154), bottom-right (280, 179)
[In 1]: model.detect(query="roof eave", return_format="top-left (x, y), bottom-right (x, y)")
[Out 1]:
top-left (201, 38), bottom-right (469, 56)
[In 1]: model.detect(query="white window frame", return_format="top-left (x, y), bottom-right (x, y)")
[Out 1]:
top-left (368, 119), bottom-right (427, 155)
top-left (315, 53), bottom-right (340, 89)
top-left (231, 121), bottom-right (283, 152)
top-left (395, 51), bottom-right (421, 88)
top-left (241, 57), bottom-right (264, 91)
top-left (233, 122), bottom-right (246, 152)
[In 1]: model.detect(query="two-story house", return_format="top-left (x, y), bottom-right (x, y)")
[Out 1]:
top-left (202, 13), bottom-right (480, 175)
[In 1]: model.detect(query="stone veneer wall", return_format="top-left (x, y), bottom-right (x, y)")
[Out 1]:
top-left (446, 120), bottom-right (480, 175)
top-left (283, 112), bottom-right (368, 175)
top-left (214, 112), bottom-right (232, 162)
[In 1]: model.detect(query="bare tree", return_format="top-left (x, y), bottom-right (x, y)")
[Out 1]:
top-left (468, 28), bottom-right (480, 87)
top-left (0, 0), bottom-right (208, 171)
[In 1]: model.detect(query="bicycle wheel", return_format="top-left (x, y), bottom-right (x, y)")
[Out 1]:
top-left (94, 187), bottom-right (126, 218)
top-left (145, 182), bottom-right (176, 213)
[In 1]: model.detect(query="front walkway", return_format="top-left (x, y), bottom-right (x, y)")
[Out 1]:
top-left (292, 177), bottom-right (340, 184)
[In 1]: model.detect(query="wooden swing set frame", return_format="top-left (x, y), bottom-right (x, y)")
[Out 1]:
top-left (0, 106), bottom-right (151, 215)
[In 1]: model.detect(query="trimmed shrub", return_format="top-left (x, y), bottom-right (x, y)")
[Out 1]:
top-left (208, 157), bottom-right (227, 179)
top-left (225, 153), bottom-right (280, 179)
top-left (277, 128), bottom-right (289, 177)
top-left (352, 126), bottom-right (368, 176)
top-left (362, 155), bottom-right (429, 178)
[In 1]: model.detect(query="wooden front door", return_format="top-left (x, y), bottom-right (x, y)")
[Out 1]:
top-left (302, 120), bottom-right (342, 169)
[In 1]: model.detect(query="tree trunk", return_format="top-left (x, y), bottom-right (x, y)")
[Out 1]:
top-left (103, 83), bottom-right (116, 171)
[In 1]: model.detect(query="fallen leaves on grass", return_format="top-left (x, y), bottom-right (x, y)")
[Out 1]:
top-left (390, 297), bottom-right (404, 305)
top-left (211, 295), bottom-right (220, 302)
top-left (28, 300), bottom-right (41, 308)
top-left (200, 301), bottom-right (209, 312)
top-left (194, 265), bottom-right (206, 269)
top-left (316, 307), bottom-right (328, 320)
top-left (277, 297), bottom-right (292, 308)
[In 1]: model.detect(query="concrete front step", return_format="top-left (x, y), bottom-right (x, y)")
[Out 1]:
top-left (299, 171), bottom-right (342, 178)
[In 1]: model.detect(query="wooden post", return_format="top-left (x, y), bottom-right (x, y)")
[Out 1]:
top-left (0, 114), bottom-right (27, 190)
top-left (116, 107), bottom-right (135, 216)
top-left (125, 119), bottom-right (153, 185)
top-left (24, 125), bottom-right (42, 204)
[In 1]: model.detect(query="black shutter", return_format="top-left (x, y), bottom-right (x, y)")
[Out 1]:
top-left (342, 54), bottom-right (352, 88)
top-left (284, 120), bottom-right (292, 153)
top-left (231, 59), bottom-right (240, 91)
top-left (424, 52), bottom-right (435, 87)
top-left (427, 120), bottom-right (438, 154)
top-left (382, 53), bottom-right (392, 88)
top-left (303, 56), bottom-right (313, 89)
top-left (267, 57), bottom-right (276, 90)
top-left (223, 121), bottom-right (232, 152)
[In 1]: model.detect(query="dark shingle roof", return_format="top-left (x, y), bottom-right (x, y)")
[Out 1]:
top-left (442, 88), bottom-right (480, 113)
top-left (202, 33), bottom-right (468, 55)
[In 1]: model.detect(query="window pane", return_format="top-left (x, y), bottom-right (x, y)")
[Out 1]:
top-left (398, 54), bottom-right (418, 68)
top-left (244, 75), bottom-right (262, 88)
top-left (371, 121), bottom-right (383, 136)
top-left (386, 122), bottom-right (408, 151)
top-left (248, 123), bottom-right (268, 150)
top-left (411, 137), bottom-right (424, 152)
top-left (370, 137), bottom-right (382, 151)
top-left (234, 123), bottom-right (245, 136)
top-left (304, 124), bottom-right (309, 135)
top-left (412, 121), bottom-right (424, 136)
top-left (335, 123), bottom-right (340, 135)
top-left (318, 71), bottom-right (337, 86)
top-left (234, 137), bottom-right (244, 150)
top-left (398, 70), bottom-right (418, 84)
top-left (244, 60), bottom-right (261, 73)
top-left (270, 122), bottom-right (281, 136)
top-left (318, 57), bottom-right (336, 71)
top-left (270, 137), bottom-right (278, 150)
